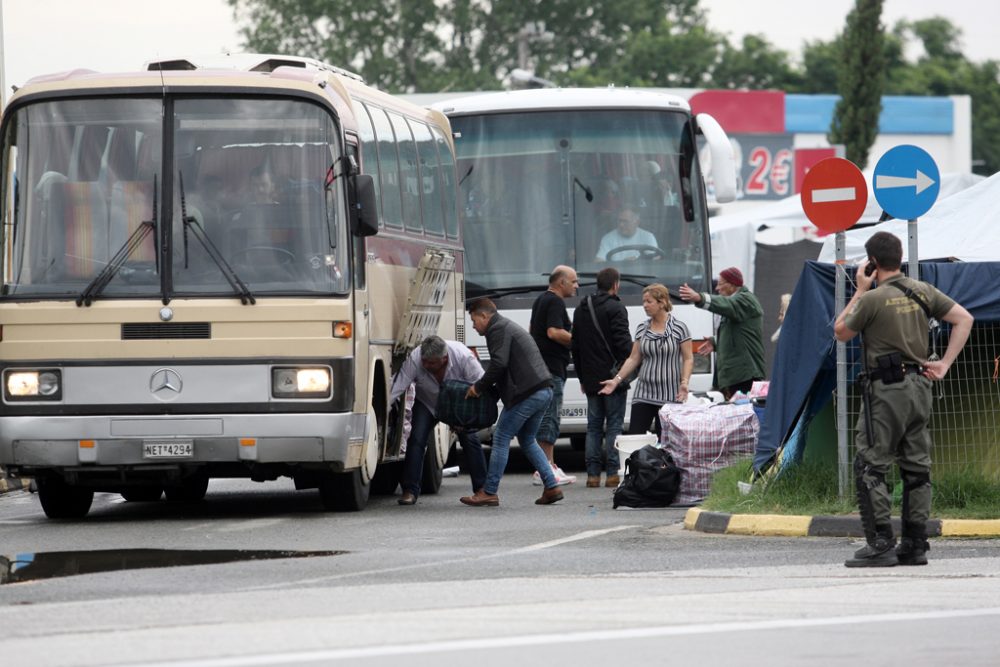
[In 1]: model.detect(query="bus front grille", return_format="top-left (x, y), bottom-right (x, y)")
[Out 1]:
top-left (121, 323), bottom-right (212, 340)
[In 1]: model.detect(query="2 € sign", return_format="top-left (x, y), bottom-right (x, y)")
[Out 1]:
top-left (800, 157), bottom-right (869, 234)
top-left (872, 144), bottom-right (940, 220)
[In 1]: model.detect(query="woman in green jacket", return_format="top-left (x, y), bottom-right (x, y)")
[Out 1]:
top-left (678, 267), bottom-right (765, 399)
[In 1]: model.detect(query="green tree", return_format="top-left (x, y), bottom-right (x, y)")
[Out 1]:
top-left (712, 34), bottom-right (802, 90)
top-left (829, 0), bottom-right (885, 170)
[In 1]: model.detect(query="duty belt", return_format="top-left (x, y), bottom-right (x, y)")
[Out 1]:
top-left (868, 363), bottom-right (924, 382)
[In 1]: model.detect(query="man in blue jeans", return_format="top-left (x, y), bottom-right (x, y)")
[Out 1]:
top-left (389, 335), bottom-right (488, 506)
top-left (462, 298), bottom-right (564, 506)
top-left (571, 267), bottom-right (632, 487)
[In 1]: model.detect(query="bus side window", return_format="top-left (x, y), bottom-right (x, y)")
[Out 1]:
top-left (389, 112), bottom-right (421, 234)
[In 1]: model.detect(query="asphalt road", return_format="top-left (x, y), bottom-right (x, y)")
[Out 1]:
top-left (2, 463), bottom-right (1000, 667)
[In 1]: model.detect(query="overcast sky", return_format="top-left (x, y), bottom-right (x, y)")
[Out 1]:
top-left (3, 0), bottom-right (999, 103)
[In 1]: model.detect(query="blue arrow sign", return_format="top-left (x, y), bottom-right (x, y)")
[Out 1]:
top-left (872, 145), bottom-right (940, 220)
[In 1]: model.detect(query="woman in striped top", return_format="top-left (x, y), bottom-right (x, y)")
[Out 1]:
top-left (599, 283), bottom-right (693, 436)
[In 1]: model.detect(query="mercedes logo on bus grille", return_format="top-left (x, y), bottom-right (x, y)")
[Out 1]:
top-left (150, 368), bottom-right (183, 400)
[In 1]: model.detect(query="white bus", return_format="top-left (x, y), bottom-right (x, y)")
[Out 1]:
top-left (434, 89), bottom-right (736, 444)
top-left (0, 54), bottom-right (465, 517)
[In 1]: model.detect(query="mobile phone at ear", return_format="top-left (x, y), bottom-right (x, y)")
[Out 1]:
top-left (864, 261), bottom-right (876, 277)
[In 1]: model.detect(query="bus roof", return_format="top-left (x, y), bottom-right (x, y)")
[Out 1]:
top-left (432, 87), bottom-right (692, 117)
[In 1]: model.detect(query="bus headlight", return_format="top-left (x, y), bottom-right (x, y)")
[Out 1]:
top-left (271, 367), bottom-right (331, 398)
top-left (5, 369), bottom-right (62, 400)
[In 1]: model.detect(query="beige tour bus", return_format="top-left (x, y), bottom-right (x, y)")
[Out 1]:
top-left (0, 54), bottom-right (465, 518)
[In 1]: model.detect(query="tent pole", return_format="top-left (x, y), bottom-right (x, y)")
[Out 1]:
top-left (908, 219), bottom-right (918, 279)
top-left (835, 231), bottom-right (849, 500)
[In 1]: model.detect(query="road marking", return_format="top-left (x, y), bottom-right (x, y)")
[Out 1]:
top-left (242, 525), bottom-right (638, 591)
top-left (138, 606), bottom-right (1000, 666)
top-left (811, 186), bottom-right (856, 203)
top-left (507, 526), bottom-right (636, 553)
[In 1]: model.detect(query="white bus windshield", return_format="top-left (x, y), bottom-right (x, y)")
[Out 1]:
top-left (450, 109), bottom-right (711, 297)
top-left (0, 97), bottom-right (350, 300)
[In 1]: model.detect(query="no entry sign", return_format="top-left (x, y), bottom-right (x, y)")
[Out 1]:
top-left (800, 157), bottom-right (868, 234)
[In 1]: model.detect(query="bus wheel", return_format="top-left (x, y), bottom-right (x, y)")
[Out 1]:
top-left (165, 473), bottom-right (209, 502)
top-left (121, 486), bottom-right (163, 502)
top-left (370, 462), bottom-right (401, 495)
top-left (319, 469), bottom-right (370, 511)
top-left (37, 477), bottom-right (94, 519)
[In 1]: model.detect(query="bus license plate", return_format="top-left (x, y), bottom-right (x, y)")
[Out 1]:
top-left (143, 441), bottom-right (194, 459)
top-left (560, 407), bottom-right (586, 418)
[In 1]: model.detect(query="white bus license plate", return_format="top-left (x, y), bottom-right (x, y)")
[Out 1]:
top-left (143, 441), bottom-right (194, 459)
top-left (560, 407), bottom-right (586, 418)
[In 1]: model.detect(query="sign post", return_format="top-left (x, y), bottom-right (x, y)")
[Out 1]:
top-left (873, 145), bottom-right (940, 279)
top-left (801, 158), bottom-right (868, 499)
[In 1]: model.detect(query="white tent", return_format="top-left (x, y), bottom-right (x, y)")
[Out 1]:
top-left (710, 172), bottom-right (984, 287)
top-left (818, 171), bottom-right (995, 263)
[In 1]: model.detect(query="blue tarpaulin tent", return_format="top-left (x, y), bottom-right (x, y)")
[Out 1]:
top-left (754, 260), bottom-right (1000, 471)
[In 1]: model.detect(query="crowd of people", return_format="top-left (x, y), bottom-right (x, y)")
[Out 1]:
top-left (392, 261), bottom-right (769, 509)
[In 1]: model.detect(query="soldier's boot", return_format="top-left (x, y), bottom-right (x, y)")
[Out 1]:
top-left (846, 523), bottom-right (898, 567)
top-left (897, 471), bottom-right (931, 566)
top-left (845, 456), bottom-right (897, 568)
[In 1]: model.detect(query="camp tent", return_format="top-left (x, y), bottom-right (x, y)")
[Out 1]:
top-left (755, 260), bottom-right (1000, 471)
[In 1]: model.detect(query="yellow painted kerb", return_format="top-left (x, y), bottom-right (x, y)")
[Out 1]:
top-left (940, 519), bottom-right (1000, 537)
top-left (727, 513), bottom-right (812, 536)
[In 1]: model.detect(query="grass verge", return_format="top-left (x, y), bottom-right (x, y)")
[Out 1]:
top-left (701, 459), bottom-right (1000, 520)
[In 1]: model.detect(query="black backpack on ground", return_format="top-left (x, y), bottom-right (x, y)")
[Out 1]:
top-left (613, 444), bottom-right (682, 509)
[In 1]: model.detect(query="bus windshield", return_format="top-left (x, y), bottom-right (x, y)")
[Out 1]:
top-left (0, 96), bottom-right (350, 300)
top-left (450, 109), bottom-right (711, 296)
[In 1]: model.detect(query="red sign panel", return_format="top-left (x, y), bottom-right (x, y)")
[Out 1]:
top-left (800, 158), bottom-right (868, 234)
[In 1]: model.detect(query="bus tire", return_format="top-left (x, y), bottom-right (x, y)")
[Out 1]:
top-left (165, 473), bottom-right (209, 502)
top-left (121, 486), bottom-right (163, 502)
top-left (37, 476), bottom-right (94, 519)
top-left (420, 433), bottom-right (443, 495)
top-left (319, 469), bottom-right (369, 511)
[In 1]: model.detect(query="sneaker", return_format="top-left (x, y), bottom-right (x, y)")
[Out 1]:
top-left (844, 538), bottom-right (898, 568)
top-left (534, 465), bottom-right (576, 486)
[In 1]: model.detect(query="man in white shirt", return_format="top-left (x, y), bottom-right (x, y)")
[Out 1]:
top-left (389, 335), bottom-right (488, 505)
top-left (596, 207), bottom-right (661, 261)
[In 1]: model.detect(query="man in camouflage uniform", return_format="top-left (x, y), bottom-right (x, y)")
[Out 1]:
top-left (835, 232), bottom-right (973, 567)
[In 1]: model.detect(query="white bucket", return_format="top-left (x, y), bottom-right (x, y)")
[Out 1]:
top-left (613, 433), bottom-right (659, 478)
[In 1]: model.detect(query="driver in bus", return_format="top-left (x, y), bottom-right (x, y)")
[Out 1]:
top-left (596, 207), bottom-right (661, 261)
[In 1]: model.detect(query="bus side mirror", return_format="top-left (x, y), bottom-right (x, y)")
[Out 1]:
top-left (695, 112), bottom-right (737, 204)
top-left (350, 174), bottom-right (379, 237)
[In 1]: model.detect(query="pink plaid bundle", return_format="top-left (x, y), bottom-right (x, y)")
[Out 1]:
top-left (658, 403), bottom-right (759, 505)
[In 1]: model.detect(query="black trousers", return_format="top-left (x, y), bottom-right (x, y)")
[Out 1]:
top-left (627, 402), bottom-right (662, 437)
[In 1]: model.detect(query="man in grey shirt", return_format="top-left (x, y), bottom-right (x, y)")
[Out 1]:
top-left (390, 335), bottom-right (488, 505)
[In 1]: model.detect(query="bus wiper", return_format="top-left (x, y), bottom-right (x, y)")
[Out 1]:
top-left (77, 176), bottom-right (160, 307)
top-left (466, 275), bottom-right (556, 301)
top-left (573, 176), bottom-right (593, 202)
top-left (178, 173), bottom-right (256, 305)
